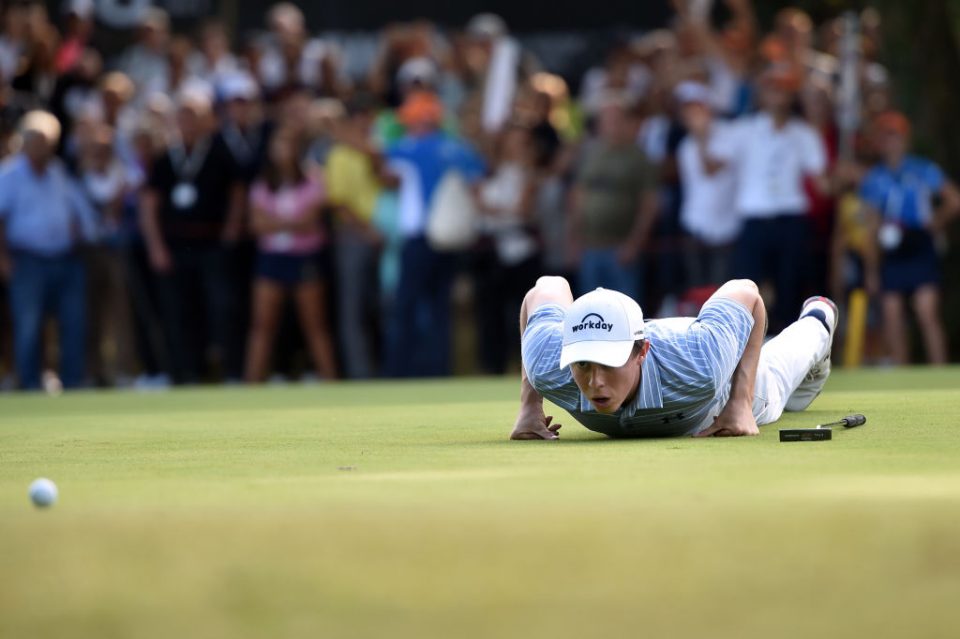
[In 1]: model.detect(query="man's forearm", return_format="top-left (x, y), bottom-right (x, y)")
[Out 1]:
top-left (139, 191), bottom-right (165, 255)
top-left (726, 293), bottom-right (766, 407)
top-left (518, 290), bottom-right (544, 412)
top-left (511, 277), bottom-right (574, 440)
top-left (223, 183), bottom-right (246, 242)
top-left (517, 277), bottom-right (574, 411)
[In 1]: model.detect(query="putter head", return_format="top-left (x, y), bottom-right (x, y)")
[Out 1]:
top-left (779, 428), bottom-right (832, 442)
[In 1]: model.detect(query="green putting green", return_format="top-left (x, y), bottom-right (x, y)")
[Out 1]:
top-left (2, 368), bottom-right (959, 638)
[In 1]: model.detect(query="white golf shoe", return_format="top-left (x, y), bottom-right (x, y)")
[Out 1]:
top-left (784, 296), bottom-right (839, 412)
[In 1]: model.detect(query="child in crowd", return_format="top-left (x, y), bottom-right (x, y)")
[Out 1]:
top-left (245, 125), bottom-right (338, 381)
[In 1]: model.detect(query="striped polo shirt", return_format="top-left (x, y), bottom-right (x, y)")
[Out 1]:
top-left (522, 297), bottom-right (754, 438)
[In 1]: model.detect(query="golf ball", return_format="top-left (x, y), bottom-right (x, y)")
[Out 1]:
top-left (29, 478), bottom-right (58, 508)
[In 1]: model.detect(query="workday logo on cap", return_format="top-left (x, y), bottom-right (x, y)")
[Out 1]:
top-left (570, 313), bottom-right (614, 334)
top-left (560, 288), bottom-right (645, 369)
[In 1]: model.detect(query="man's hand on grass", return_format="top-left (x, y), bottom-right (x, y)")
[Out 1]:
top-left (511, 408), bottom-right (562, 440)
top-left (695, 402), bottom-right (759, 437)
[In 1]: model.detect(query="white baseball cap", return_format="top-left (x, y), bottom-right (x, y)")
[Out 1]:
top-left (559, 288), bottom-right (645, 369)
top-left (219, 71), bottom-right (259, 102)
top-left (467, 13), bottom-right (508, 39)
top-left (674, 81), bottom-right (711, 106)
top-left (397, 57), bottom-right (438, 89)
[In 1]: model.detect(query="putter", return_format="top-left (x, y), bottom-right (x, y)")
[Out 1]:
top-left (779, 414), bottom-right (866, 442)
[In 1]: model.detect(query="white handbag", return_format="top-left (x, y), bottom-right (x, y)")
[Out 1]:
top-left (426, 170), bottom-right (479, 252)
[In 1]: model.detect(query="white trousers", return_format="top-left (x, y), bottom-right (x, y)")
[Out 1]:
top-left (699, 317), bottom-right (831, 430)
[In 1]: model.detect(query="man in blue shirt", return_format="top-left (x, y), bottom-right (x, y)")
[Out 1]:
top-left (0, 111), bottom-right (99, 389)
top-left (382, 91), bottom-right (486, 377)
top-left (512, 276), bottom-right (838, 440)
top-left (859, 111), bottom-right (960, 365)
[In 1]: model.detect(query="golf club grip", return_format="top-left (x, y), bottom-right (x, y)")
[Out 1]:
top-left (842, 414), bottom-right (866, 428)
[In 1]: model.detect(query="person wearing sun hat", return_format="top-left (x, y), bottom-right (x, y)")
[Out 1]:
top-left (511, 274), bottom-right (841, 440)
top-left (382, 90), bottom-right (486, 378)
top-left (859, 110), bottom-right (960, 364)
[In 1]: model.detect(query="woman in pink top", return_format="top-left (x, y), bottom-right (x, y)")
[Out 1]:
top-left (245, 126), bottom-right (338, 381)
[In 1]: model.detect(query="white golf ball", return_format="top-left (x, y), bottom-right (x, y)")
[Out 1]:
top-left (29, 478), bottom-right (58, 508)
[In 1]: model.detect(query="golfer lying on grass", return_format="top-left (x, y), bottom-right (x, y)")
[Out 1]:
top-left (512, 277), bottom-right (838, 439)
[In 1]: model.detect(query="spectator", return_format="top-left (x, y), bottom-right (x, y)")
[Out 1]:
top-left (216, 70), bottom-right (269, 184)
top-left (49, 46), bottom-right (102, 150)
top-left (55, 0), bottom-right (95, 76)
top-left (675, 0), bottom-right (758, 117)
top-left (568, 95), bottom-right (657, 301)
top-left (517, 85), bottom-right (561, 169)
top-left (474, 122), bottom-right (541, 374)
top-left (463, 13), bottom-right (536, 135)
top-left (860, 112), bottom-right (960, 365)
top-left (258, 2), bottom-right (341, 98)
top-left (639, 79), bottom-right (687, 316)
top-left (189, 20), bottom-right (239, 88)
top-left (382, 91), bottom-right (485, 377)
top-left (245, 125), bottom-right (338, 382)
top-left (326, 95), bottom-right (387, 379)
top-left (8, 3), bottom-right (57, 108)
top-left (143, 35), bottom-right (209, 107)
top-left (77, 123), bottom-right (137, 386)
top-left (579, 43), bottom-right (650, 118)
top-left (0, 110), bottom-right (98, 389)
top-left (0, 3), bottom-right (26, 86)
top-left (800, 75), bottom-right (839, 294)
top-left (710, 64), bottom-right (828, 331)
top-left (139, 89), bottom-right (245, 383)
top-left (124, 121), bottom-right (171, 388)
top-left (368, 22), bottom-right (434, 111)
top-left (304, 97), bottom-right (344, 172)
top-left (374, 56), bottom-right (439, 146)
top-left (116, 8), bottom-right (170, 106)
top-left (675, 81), bottom-right (739, 288)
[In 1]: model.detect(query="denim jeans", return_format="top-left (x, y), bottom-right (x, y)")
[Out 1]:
top-left (383, 236), bottom-right (456, 377)
top-left (578, 248), bottom-right (641, 301)
top-left (8, 251), bottom-right (86, 389)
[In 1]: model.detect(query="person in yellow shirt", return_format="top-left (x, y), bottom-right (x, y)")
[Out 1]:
top-left (326, 95), bottom-right (389, 378)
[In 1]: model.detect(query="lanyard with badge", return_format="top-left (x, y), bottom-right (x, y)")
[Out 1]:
top-left (877, 168), bottom-right (930, 251)
top-left (877, 180), bottom-right (904, 251)
top-left (168, 137), bottom-right (211, 211)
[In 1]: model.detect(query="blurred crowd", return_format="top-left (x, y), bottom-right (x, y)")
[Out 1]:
top-left (0, 0), bottom-right (957, 391)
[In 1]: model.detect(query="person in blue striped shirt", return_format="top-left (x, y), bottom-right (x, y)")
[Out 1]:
top-left (512, 277), bottom-right (837, 439)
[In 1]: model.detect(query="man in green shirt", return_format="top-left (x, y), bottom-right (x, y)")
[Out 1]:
top-left (569, 95), bottom-right (658, 300)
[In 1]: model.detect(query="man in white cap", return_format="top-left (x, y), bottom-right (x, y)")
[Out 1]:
top-left (216, 70), bottom-right (269, 183)
top-left (512, 276), bottom-right (838, 439)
